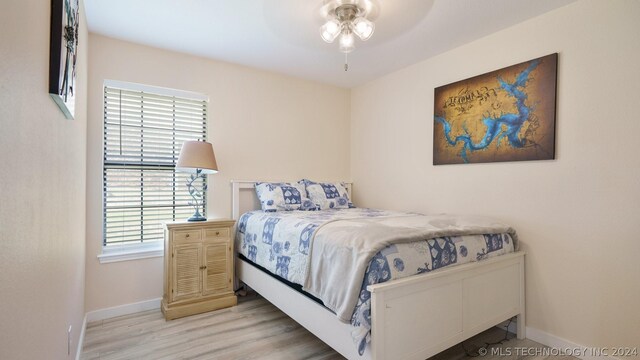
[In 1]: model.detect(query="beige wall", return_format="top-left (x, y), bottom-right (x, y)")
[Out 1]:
top-left (351, 0), bottom-right (639, 349)
top-left (85, 34), bottom-right (351, 312)
top-left (0, 0), bottom-right (88, 359)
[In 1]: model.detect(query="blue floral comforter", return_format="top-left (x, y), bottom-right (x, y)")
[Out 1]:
top-left (236, 209), bottom-right (515, 355)
top-left (237, 208), bottom-right (406, 284)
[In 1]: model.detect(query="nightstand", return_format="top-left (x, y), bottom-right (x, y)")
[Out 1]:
top-left (161, 219), bottom-right (237, 320)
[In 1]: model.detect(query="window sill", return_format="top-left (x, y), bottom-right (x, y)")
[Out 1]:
top-left (98, 243), bottom-right (164, 264)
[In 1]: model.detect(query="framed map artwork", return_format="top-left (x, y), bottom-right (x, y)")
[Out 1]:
top-left (433, 53), bottom-right (557, 165)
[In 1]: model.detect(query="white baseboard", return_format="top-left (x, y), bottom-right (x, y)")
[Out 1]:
top-left (525, 326), bottom-right (620, 360)
top-left (76, 298), bottom-right (160, 358)
top-left (85, 297), bottom-right (162, 323)
top-left (75, 314), bottom-right (87, 360)
top-left (494, 319), bottom-right (619, 360)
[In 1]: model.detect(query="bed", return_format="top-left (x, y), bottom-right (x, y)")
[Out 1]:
top-left (231, 180), bottom-right (525, 360)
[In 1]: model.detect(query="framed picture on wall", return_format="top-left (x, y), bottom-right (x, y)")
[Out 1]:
top-left (49, 0), bottom-right (80, 119)
top-left (433, 53), bottom-right (558, 165)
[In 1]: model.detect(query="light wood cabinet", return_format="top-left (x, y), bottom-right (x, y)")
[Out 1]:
top-left (161, 219), bottom-right (237, 320)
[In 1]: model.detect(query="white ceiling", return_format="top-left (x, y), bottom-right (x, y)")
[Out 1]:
top-left (84, 0), bottom-right (576, 88)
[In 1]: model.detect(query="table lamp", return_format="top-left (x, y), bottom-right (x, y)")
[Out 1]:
top-left (176, 140), bottom-right (218, 221)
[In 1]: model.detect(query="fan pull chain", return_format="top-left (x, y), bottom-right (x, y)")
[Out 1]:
top-left (344, 52), bottom-right (349, 72)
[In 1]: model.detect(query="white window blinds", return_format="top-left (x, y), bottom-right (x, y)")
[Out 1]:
top-left (103, 85), bottom-right (208, 246)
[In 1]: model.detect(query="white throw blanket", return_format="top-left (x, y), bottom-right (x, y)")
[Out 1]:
top-left (302, 214), bottom-right (519, 323)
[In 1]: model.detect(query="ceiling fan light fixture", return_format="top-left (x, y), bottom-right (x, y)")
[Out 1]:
top-left (319, 0), bottom-right (378, 70)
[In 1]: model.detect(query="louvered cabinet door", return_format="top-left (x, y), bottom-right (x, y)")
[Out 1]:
top-left (171, 244), bottom-right (202, 302)
top-left (202, 241), bottom-right (232, 296)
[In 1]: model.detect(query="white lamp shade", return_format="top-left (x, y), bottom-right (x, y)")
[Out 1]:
top-left (339, 32), bottom-right (355, 53)
top-left (352, 17), bottom-right (374, 41)
top-left (176, 140), bottom-right (218, 174)
top-left (320, 19), bottom-right (341, 43)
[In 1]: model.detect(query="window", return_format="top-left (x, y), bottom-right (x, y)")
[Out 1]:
top-left (102, 81), bottom-right (208, 258)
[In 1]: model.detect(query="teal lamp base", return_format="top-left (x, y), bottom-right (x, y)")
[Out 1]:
top-left (187, 209), bottom-right (206, 222)
top-left (185, 168), bottom-right (207, 222)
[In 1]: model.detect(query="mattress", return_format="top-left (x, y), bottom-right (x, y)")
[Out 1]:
top-left (235, 208), bottom-right (516, 354)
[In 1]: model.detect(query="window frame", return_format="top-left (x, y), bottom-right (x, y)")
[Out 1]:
top-left (99, 80), bottom-right (209, 263)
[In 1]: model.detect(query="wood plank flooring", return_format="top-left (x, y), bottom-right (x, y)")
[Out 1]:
top-left (81, 294), bottom-right (576, 360)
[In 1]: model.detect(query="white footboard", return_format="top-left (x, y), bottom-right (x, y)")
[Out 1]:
top-left (237, 251), bottom-right (524, 360)
top-left (368, 251), bottom-right (525, 360)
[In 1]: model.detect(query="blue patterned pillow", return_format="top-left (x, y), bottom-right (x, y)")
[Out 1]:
top-left (255, 182), bottom-right (316, 212)
top-left (299, 179), bottom-right (354, 210)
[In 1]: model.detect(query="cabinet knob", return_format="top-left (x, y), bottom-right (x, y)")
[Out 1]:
top-left (200, 265), bottom-right (207, 270)
top-left (185, 234), bottom-right (190, 238)
top-left (216, 231), bottom-right (220, 235)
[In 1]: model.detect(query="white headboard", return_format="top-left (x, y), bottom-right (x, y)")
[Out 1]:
top-left (231, 180), bottom-right (353, 220)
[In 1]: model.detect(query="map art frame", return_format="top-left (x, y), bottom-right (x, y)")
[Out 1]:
top-left (433, 53), bottom-right (557, 165)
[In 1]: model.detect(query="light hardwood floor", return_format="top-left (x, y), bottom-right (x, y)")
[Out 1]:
top-left (81, 294), bottom-right (576, 360)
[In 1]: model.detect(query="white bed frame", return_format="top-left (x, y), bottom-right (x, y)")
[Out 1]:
top-left (231, 180), bottom-right (525, 360)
